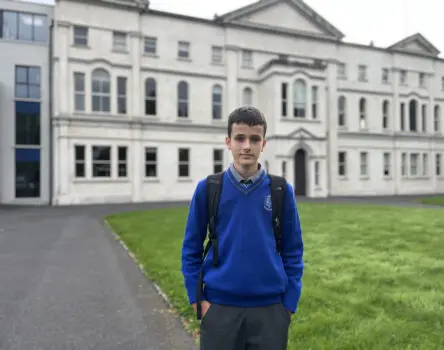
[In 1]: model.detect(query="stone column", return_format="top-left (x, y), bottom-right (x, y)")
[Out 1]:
top-left (130, 32), bottom-right (142, 117)
top-left (225, 46), bottom-right (239, 114)
top-left (392, 69), bottom-right (400, 195)
top-left (326, 61), bottom-right (338, 196)
top-left (57, 22), bottom-right (70, 116)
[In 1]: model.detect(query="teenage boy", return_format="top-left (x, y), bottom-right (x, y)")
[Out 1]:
top-left (181, 106), bottom-right (304, 350)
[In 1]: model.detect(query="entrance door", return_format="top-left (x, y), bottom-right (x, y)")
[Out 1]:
top-left (294, 149), bottom-right (306, 196)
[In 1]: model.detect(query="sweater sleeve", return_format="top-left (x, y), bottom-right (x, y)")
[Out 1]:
top-left (181, 179), bottom-right (209, 304)
top-left (281, 182), bottom-right (305, 314)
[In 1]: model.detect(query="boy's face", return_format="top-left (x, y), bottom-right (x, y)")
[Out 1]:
top-left (225, 123), bottom-right (266, 168)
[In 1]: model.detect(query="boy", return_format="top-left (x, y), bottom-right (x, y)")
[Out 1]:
top-left (181, 106), bottom-right (304, 350)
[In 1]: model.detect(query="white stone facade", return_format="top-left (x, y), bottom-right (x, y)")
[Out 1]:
top-left (50, 0), bottom-right (444, 205)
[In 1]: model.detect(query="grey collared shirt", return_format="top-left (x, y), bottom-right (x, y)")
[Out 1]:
top-left (228, 163), bottom-right (264, 185)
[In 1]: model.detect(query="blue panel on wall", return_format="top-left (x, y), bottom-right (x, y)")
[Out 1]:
top-left (15, 101), bottom-right (40, 114)
top-left (15, 148), bottom-right (40, 162)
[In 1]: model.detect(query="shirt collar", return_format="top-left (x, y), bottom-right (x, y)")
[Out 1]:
top-left (228, 162), bottom-right (264, 183)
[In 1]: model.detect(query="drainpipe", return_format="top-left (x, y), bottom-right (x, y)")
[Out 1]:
top-left (48, 19), bottom-right (54, 205)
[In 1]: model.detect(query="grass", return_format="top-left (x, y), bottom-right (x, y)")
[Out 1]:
top-left (415, 196), bottom-right (444, 206)
top-left (106, 203), bottom-right (444, 349)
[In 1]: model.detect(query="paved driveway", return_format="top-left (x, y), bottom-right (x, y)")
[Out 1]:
top-left (0, 202), bottom-right (196, 350)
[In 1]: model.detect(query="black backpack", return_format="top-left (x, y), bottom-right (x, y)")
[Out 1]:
top-left (196, 171), bottom-right (287, 319)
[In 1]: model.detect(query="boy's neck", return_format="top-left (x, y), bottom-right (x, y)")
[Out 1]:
top-left (233, 162), bottom-right (260, 179)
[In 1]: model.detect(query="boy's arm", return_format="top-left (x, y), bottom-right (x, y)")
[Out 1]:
top-left (281, 182), bottom-right (305, 314)
top-left (181, 180), bottom-right (209, 305)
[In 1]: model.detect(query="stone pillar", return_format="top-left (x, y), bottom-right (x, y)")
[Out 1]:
top-left (225, 46), bottom-right (239, 114)
top-left (57, 22), bottom-right (70, 116)
top-left (326, 61), bottom-right (338, 196)
top-left (392, 69), bottom-right (400, 195)
top-left (130, 32), bottom-right (142, 117)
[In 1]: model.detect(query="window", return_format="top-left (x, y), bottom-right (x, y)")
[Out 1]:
top-left (338, 152), bottom-right (346, 176)
top-left (409, 99), bottom-right (417, 132)
top-left (112, 31), bottom-right (126, 51)
top-left (434, 105), bottom-right (440, 132)
top-left (282, 161), bottom-right (287, 178)
top-left (410, 153), bottom-right (419, 176)
top-left (293, 79), bottom-right (306, 118)
top-left (382, 100), bottom-right (389, 130)
top-left (0, 10), bottom-right (47, 42)
top-left (383, 152), bottom-right (391, 177)
top-left (15, 65), bottom-right (40, 99)
top-left (400, 70), bottom-right (407, 85)
top-left (401, 153), bottom-right (407, 176)
top-left (314, 161), bottom-right (320, 186)
top-left (358, 65), bottom-right (367, 82)
top-left (117, 146), bottom-right (127, 177)
top-left (91, 68), bottom-right (110, 112)
top-left (92, 146), bottom-right (111, 177)
top-left (242, 87), bottom-right (253, 106)
top-left (73, 25), bottom-right (88, 46)
top-left (144, 36), bottom-right (157, 54)
top-left (145, 147), bottom-right (157, 177)
top-left (422, 153), bottom-right (428, 176)
top-left (421, 104), bottom-right (427, 132)
top-left (337, 63), bottom-right (346, 79)
top-left (241, 50), bottom-right (253, 67)
top-left (117, 76), bottom-right (127, 114)
top-left (74, 145), bottom-right (85, 178)
top-left (178, 41), bottom-right (190, 59)
top-left (436, 154), bottom-right (442, 176)
top-left (359, 98), bottom-right (367, 129)
top-left (15, 101), bottom-right (40, 145)
top-left (74, 72), bottom-right (85, 111)
top-left (419, 72), bottom-right (426, 88)
top-left (213, 149), bottom-right (224, 173)
top-left (212, 84), bottom-right (222, 120)
top-left (145, 78), bottom-right (156, 115)
top-left (311, 86), bottom-right (318, 119)
top-left (281, 83), bottom-right (288, 116)
top-left (400, 102), bottom-right (405, 131)
top-left (212, 46), bottom-right (223, 64)
top-left (382, 68), bottom-right (389, 84)
top-left (360, 152), bottom-right (368, 176)
top-left (178, 148), bottom-right (190, 177)
top-left (15, 148), bottom-right (40, 198)
top-left (338, 96), bottom-right (346, 126)
top-left (178, 81), bottom-right (188, 118)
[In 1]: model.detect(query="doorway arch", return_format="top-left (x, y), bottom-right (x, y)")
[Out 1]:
top-left (294, 149), bottom-right (307, 196)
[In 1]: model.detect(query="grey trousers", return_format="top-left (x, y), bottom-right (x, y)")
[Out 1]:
top-left (199, 303), bottom-right (291, 350)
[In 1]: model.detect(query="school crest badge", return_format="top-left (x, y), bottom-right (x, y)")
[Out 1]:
top-left (264, 194), bottom-right (272, 211)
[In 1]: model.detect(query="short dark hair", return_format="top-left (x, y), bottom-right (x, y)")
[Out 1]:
top-left (227, 106), bottom-right (267, 138)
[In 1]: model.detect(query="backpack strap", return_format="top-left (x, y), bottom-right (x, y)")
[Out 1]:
top-left (196, 171), bottom-right (224, 320)
top-left (204, 171), bottom-right (224, 267)
top-left (268, 174), bottom-right (287, 255)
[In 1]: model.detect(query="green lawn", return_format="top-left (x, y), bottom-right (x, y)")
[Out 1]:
top-left (106, 203), bottom-right (444, 349)
top-left (415, 196), bottom-right (444, 206)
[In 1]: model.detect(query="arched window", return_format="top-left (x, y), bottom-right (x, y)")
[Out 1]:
top-left (91, 68), bottom-right (110, 112)
top-left (409, 99), bottom-right (417, 132)
top-left (242, 87), bottom-right (253, 106)
top-left (434, 105), bottom-right (441, 132)
top-left (382, 100), bottom-right (389, 129)
top-left (178, 81), bottom-right (188, 118)
top-left (421, 104), bottom-right (427, 132)
top-left (293, 79), bottom-right (306, 118)
top-left (338, 96), bottom-right (346, 126)
top-left (212, 84), bottom-right (222, 120)
top-left (145, 78), bottom-right (156, 115)
top-left (359, 98), bottom-right (367, 129)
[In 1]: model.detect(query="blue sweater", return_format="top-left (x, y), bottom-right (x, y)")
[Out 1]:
top-left (181, 170), bottom-right (304, 313)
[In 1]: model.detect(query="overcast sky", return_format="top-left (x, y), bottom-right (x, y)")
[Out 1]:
top-left (30, 0), bottom-right (442, 56)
